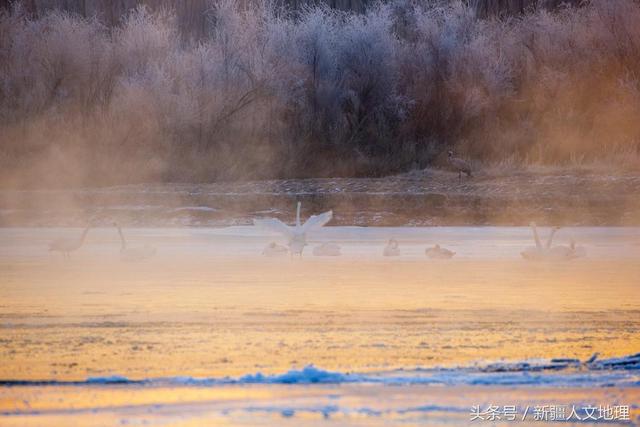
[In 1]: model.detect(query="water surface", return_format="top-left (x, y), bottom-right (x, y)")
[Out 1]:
top-left (1, 227), bottom-right (639, 425)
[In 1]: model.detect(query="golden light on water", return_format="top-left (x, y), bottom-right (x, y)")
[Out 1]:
top-left (1, 228), bottom-right (639, 381)
top-left (1, 227), bottom-right (639, 425)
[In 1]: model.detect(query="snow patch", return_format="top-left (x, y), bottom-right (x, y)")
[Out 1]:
top-left (238, 365), bottom-right (358, 384)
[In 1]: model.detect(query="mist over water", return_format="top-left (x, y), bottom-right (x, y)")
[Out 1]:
top-left (2, 1), bottom-right (640, 426)
top-left (1, 226), bottom-right (639, 424)
top-left (1, 226), bottom-right (639, 377)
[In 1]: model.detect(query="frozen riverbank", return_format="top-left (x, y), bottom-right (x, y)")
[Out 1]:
top-left (2, 382), bottom-right (639, 426)
top-left (2, 171), bottom-right (640, 227)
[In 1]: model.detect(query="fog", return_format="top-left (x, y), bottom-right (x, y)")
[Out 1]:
top-left (2, 3), bottom-right (639, 426)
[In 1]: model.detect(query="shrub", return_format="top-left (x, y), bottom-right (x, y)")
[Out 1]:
top-left (1, 0), bottom-right (639, 187)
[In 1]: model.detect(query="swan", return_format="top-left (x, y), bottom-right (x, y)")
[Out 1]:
top-left (115, 223), bottom-right (156, 262)
top-left (545, 226), bottom-right (574, 258)
top-left (263, 242), bottom-right (289, 257)
top-left (313, 242), bottom-right (341, 256)
top-left (254, 201), bottom-right (333, 256)
top-left (521, 222), bottom-right (557, 260)
top-left (545, 226), bottom-right (560, 249)
top-left (569, 238), bottom-right (587, 258)
top-left (521, 223), bottom-right (585, 261)
top-left (383, 239), bottom-right (400, 256)
top-left (49, 227), bottom-right (91, 258)
top-left (545, 227), bottom-right (586, 259)
top-left (425, 244), bottom-right (455, 259)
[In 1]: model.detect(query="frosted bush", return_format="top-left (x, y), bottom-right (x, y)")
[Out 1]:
top-left (1, 0), bottom-right (639, 186)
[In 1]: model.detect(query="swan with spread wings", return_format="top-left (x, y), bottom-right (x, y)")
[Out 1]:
top-left (254, 202), bottom-right (333, 256)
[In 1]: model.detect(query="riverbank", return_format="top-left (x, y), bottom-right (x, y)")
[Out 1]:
top-left (1, 170), bottom-right (639, 227)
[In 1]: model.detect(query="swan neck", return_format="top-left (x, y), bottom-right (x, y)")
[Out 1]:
top-left (117, 226), bottom-right (126, 250)
top-left (296, 202), bottom-right (301, 227)
top-left (531, 224), bottom-right (542, 249)
top-left (80, 227), bottom-right (91, 245)
top-left (546, 228), bottom-right (557, 249)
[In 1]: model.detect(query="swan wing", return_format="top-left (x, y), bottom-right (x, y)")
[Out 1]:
top-left (301, 210), bottom-right (333, 232)
top-left (254, 218), bottom-right (294, 238)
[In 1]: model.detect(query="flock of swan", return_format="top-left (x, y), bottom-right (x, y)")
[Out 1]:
top-left (257, 203), bottom-right (585, 260)
top-left (49, 222), bottom-right (156, 261)
top-left (48, 202), bottom-right (587, 261)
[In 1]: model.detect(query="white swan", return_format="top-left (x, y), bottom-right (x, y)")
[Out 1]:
top-left (425, 244), bottom-right (455, 259)
top-left (115, 223), bottom-right (156, 262)
top-left (545, 227), bottom-right (586, 259)
top-left (313, 242), bottom-right (341, 256)
top-left (521, 222), bottom-right (556, 260)
top-left (569, 238), bottom-right (587, 258)
top-left (254, 202), bottom-right (333, 256)
top-left (521, 223), bottom-right (585, 261)
top-left (547, 236), bottom-right (586, 259)
top-left (262, 242), bottom-right (289, 257)
top-left (49, 227), bottom-right (90, 258)
top-left (383, 239), bottom-right (400, 256)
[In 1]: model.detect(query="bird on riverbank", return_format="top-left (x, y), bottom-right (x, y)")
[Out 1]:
top-left (114, 223), bottom-right (156, 262)
top-left (49, 227), bottom-right (91, 258)
top-left (448, 150), bottom-right (472, 181)
top-left (254, 201), bottom-right (333, 256)
top-left (425, 244), bottom-right (455, 259)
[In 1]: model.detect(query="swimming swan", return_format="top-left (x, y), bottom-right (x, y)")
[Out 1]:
top-left (383, 239), bottom-right (400, 256)
top-left (313, 242), bottom-right (341, 256)
top-left (263, 242), bottom-right (289, 256)
top-left (425, 244), bottom-right (455, 259)
top-left (568, 238), bottom-right (587, 258)
top-left (545, 227), bottom-right (586, 259)
top-left (49, 227), bottom-right (91, 258)
top-left (521, 223), bottom-right (585, 261)
top-left (254, 202), bottom-right (333, 256)
top-left (115, 223), bottom-right (156, 262)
